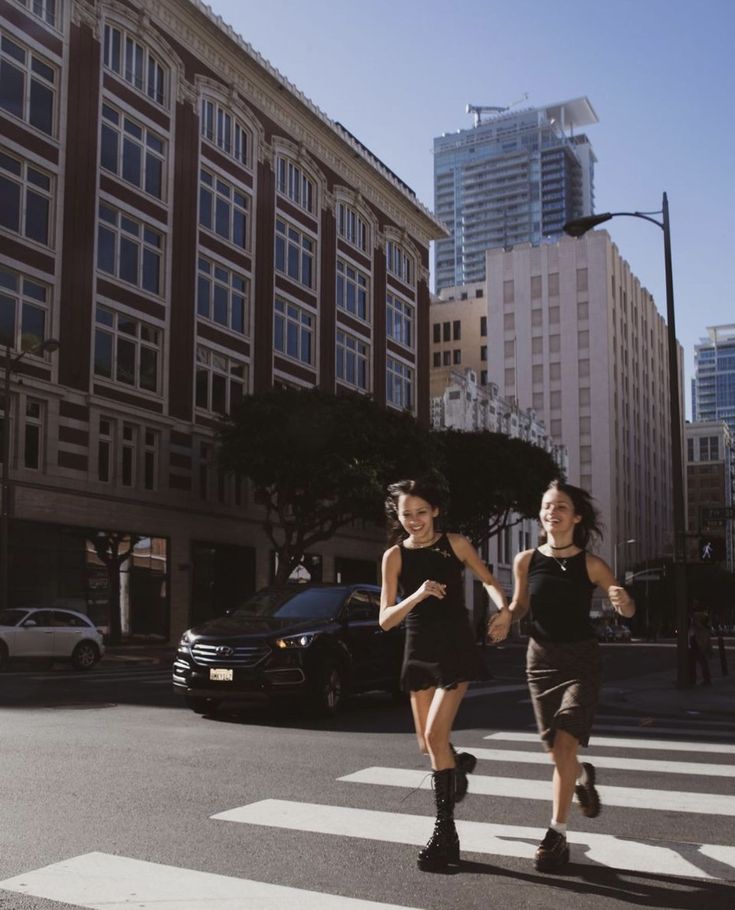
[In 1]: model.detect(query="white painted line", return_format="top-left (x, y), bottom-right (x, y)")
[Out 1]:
top-left (0, 852), bottom-right (424, 910)
top-left (593, 724), bottom-right (735, 739)
top-left (485, 731), bottom-right (735, 754)
top-left (594, 713), bottom-right (735, 729)
top-left (213, 799), bottom-right (725, 881)
top-left (699, 844), bottom-right (735, 868)
top-left (471, 747), bottom-right (735, 777)
top-left (338, 766), bottom-right (735, 816)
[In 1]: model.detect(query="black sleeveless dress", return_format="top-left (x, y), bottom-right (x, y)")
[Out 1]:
top-left (525, 549), bottom-right (602, 748)
top-left (398, 533), bottom-right (487, 692)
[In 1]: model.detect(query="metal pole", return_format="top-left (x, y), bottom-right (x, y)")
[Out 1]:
top-left (662, 193), bottom-right (690, 688)
top-left (1, 345), bottom-right (10, 612)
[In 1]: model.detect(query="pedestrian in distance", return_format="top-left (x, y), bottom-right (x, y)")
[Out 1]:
top-left (499, 480), bottom-right (635, 874)
top-left (380, 478), bottom-right (511, 872)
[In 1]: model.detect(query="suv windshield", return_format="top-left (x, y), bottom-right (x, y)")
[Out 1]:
top-left (233, 587), bottom-right (347, 621)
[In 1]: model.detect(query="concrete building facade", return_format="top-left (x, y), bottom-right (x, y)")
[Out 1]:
top-left (685, 420), bottom-right (734, 572)
top-left (0, 0), bottom-right (444, 639)
top-left (478, 231), bottom-right (680, 571)
top-left (433, 97), bottom-right (598, 291)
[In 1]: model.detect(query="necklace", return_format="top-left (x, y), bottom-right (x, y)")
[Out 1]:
top-left (548, 542), bottom-right (574, 551)
top-left (551, 556), bottom-right (568, 572)
top-left (406, 534), bottom-right (440, 550)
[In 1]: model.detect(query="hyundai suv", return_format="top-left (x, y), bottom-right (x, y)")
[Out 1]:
top-left (173, 584), bottom-right (403, 716)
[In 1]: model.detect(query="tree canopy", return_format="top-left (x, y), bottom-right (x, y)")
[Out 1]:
top-left (218, 387), bottom-right (438, 582)
top-left (435, 428), bottom-right (561, 547)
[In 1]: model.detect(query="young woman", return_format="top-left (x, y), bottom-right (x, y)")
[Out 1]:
top-left (497, 480), bottom-right (634, 873)
top-left (380, 478), bottom-right (510, 872)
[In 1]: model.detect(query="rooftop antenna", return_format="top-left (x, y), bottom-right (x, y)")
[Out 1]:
top-left (465, 93), bottom-right (529, 127)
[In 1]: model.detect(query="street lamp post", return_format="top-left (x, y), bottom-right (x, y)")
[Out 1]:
top-left (564, 193), bottom-right (690, 688)
top-left (1, 338), bottom-right (60, 612)
top-left (614, 537), bottom-right (636, 581)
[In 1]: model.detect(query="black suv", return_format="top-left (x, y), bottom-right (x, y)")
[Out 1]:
top-left (173, 583), bottom-right (403, 716)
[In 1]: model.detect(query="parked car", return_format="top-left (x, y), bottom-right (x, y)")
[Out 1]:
top-left (0, 607), bottom-right (105, 670)
top-left (173, 584), bottom-right (404, 716)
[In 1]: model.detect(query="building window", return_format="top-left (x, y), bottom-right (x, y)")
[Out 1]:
top-left (550, 390), bottom-right (561, 410)
top-left (275, 218), bottom-right (314, 289)
top-left (98, 418), bottom-right (113, 482)
top-left (201, 98), bottom-right (250, 166)
top-left (481, 315), bottom-right (487, 336)
top-left (337, 201), bottom-right (368, 252)
top-left (503, 280), bottom-right (514, 304)
top-left (121, 422), bottom-right (136, 487)
top-left (532, 365), bottom-right (543, 384)
top-left (578, 301), bottom-right (589, 321)
top-left (531, 308), bottom-right (543, 328)
top-left (100, 103), bottom-right (165, 198)
top-left (549, 335), bottom-right (561, 354)
top-left (143, 428), bottom-right (157, 490)
top-left (386, 356), bottom-right (413, 410)
top-left (276, 156), bottom-right (314, 213)
top-left (433, 351), bottom-right (441, 367)
top-left (0, 152), bottom-right (51, 245)
top-left (195, 346), bottom-right (247, 416)
top-left (578, 329), bottom-right (589, 349)
top-left (336, 329), bottom-right (368, 391)
top-left (94, 305), bottom-right (160, 393)
top-left (480, 345), bottom-right (487, 362)
top-left (548, 272), bottom-right (559, 296)
top-left (14, 0), bottom-right (62, 29)
top-left (578, 358), bottom-right (590, 378)
top-left (549, 362), bottom-right (561, 381)
top-left (549, 305), bottom-right (560, 324)
top-left (580, 416), bottom-right (591, 435)
top-left (443, 322), bottom-right (451, 342)
top-left (97, 204), bottom-right (162, 294)
top-left (531, 275), bottom-right (542, 299)
top-left (453, 349), bottom-right (461, 365)
top-left (386, 292), bottom-right (414, 349)
top-left (453, 320), bottom-right (461, 341)
top-left (442, 350), bottom-right (450, 366)
top-left (0, 266), bottom-right (49, 351)
top-left (480, 369), bottom-right (487, 385)
top-left (0, 31), bottom-right (56, 134)
top-left (197, 257), bottom-right (249, 335)
top-left (504, 339), bottom-right (515, 359)
top-left (336, 258), bottom-right (368, 320)
top-left (433, 323), bottom-right (441, 343)
top-left (577, 268), bottom-right (588, 293)
top-left (199, 168), bottom-right (250, 250)
top-left (23, 397), bottom-right (43, 469)
top-left (532, 337), bottom-right (543, 355)
top-left (274, 298), bottom-right (314, 365)
top-left (386, 239), bottom-right (414, 285)
top-left (103, 24), bottom-right (165, 106)
top-left (687, 437), bottom-right (695, 462)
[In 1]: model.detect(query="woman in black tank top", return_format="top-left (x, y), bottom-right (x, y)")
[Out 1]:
top-left (380, 478), bottom-right (510, 872)
top-left (504, 481), bottom-right (635, 874)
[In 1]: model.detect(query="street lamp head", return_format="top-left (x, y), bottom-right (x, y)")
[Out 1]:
top-left (627, 538), bottom-right (636, 544)
top-left (563, 213), bottom-right (613, 237)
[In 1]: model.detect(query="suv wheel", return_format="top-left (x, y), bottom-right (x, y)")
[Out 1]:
top-left (310, 661), bottom-right (344, 717)
top-left (71, 641), bottom-right (100, 670)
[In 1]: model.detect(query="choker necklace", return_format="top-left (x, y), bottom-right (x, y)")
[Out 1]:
top-left (407, 534), bottom-right (440, 549)
top-left (549, 543), bottom-right (574, 551)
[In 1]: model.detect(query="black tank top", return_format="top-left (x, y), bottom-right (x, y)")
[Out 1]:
top-left (398, 533), bottom-right (465, 628)
top-left (527, 549), bottom-right (596, 642)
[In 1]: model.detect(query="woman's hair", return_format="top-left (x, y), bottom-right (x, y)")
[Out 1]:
top-left (544, 479), bottom-right (603, 549)
top-left (384, 478), bottom-right (446, 546)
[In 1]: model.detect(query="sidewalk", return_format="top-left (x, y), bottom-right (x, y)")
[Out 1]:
top-left (101, 640), bottom-right (176, 666)
top-left (600, 666), bottom-right (735, 719)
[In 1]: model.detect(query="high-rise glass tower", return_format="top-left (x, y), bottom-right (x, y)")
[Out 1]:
top-left (692, 325), bottom-right (735, 433)
top-left (433, 98), bottom-right (598, 291)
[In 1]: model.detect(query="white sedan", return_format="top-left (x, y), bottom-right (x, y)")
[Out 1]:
top-left (0, 607), bottom-right (105, 670)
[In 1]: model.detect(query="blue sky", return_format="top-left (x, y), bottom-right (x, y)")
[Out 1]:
top-left (207, 0), bottom-right (735, 414)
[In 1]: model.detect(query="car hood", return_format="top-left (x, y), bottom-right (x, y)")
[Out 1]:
top-left (188, 615), bottom-right (332, 640)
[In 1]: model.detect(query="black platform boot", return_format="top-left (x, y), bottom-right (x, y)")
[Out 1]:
top-left (417, 768), bottom-right (460, 872)
top-left (450, 743), bottom-right (477, 803)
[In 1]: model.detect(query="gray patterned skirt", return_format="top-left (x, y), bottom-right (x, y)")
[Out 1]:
top-left (526, 637), bottom-right (602, 749)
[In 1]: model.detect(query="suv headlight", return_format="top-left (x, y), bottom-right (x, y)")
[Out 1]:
top-left (275, 632), bottom-right (318, 649)
top-left (178, 630), bottom-right (195, 650)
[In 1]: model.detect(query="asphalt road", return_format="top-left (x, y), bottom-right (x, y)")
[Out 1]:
top-left (1, 643), bottom-right (733, 910)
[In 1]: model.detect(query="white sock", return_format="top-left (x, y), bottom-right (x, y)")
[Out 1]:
top-left (576, 764), bottom-right (588, 785)
top-left (550, 819), bottom-right (567, 836)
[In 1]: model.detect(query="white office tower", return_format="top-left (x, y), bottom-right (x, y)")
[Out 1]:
top-left (434, 98), bottom-right (598, 291)
top-left (483, 231), bottom-right (682, 570)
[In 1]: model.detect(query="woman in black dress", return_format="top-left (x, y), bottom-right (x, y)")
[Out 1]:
top-left (379, 478), bottom-right (510, 871)
top-left (504, 481), bottom-right (635, 873)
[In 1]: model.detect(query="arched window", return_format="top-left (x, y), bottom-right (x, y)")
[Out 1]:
top-left (103, 22), bottom-right (166, 106)
top-left (276, 156), bottom-right (315, 214)
top-left (201, 97), bottom-right (251, 168)
top-left (386, 238), bottom-right (414, 286)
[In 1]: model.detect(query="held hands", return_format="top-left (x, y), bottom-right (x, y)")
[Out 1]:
top-left (487, 610), bottom-right (512, 643)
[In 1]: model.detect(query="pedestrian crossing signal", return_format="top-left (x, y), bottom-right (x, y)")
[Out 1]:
top-left (699, 537), bottom-right (726, 562)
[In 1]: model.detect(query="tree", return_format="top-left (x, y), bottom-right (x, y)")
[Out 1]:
top-left (435, 429), bottom-right (561, 548)
top-left (87, 531), bottom-right (140, 646)
top-left (218, 388), bottom-right (439, 583)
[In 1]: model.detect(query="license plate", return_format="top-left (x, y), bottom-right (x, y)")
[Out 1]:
top-left (210, 668), bottom-right (233, 681)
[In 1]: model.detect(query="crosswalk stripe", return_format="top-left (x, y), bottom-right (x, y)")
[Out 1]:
top-left (212, 799), bottom-right (725, 880)
top-left (0, 852), bottom-right (423, 910)
top-left (471, 747), bottom-right (735, 777)
top-left (337, 766), bottom-right (735, 816)
top-left (485, 731), bottom-right (735, 754)
top-left (595, 712), bottom-right (735, 729)
top-left (593, 723), bottom-right (735, 739)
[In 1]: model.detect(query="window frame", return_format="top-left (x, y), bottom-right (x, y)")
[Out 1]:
top-left (0, 265), bottom-right (51, 354)
top-left (385, 291), bottom-right (414, 350)
top-left (0, 151), bottom-right (53, 246)
top-left (195, 345), bottom-right (247, 417)
top-left (196, 256), bottom-right (250, 336)
top-left (199, 166), bottom-right (251, 252)
top-left (273, 297), bottom-right (314, 367)
top-left (336, 257), bottom-right (369, 322)
top-left (276, 156), bottom-right (315, 214)
top-left (96, 202), bottom-right (164, 295)
top-left (386, 239), bottom-right (414, 286)
top-left (336, 328), bottom-right (369, 392)
top-left (386, 356), bottom-right (414, 412)
top-left (200, 97), bottom-right (251, 168)
top-left (275, 217), bottom-right (315, 290)
top-left (336, 201), bottom-right (368, 253)
top-left (103, 23), bottom-right (166, 107)
top-left (93, 304), bottom-right (162, 395)
top-left (0, 29), bottom-right (57, 135)
top-left (100, 102), bottom-right (166, 199)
